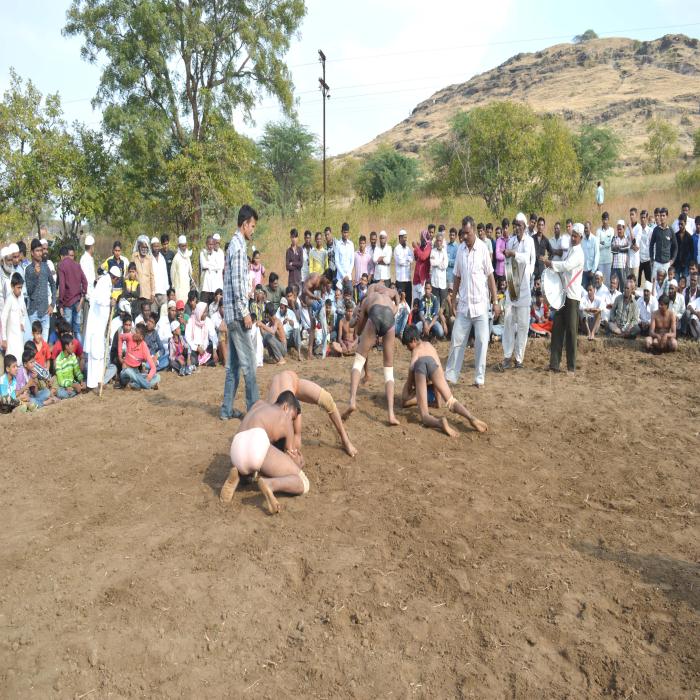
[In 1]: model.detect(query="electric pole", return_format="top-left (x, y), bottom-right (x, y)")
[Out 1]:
top-left (318, 49), bottom-right (330, 217)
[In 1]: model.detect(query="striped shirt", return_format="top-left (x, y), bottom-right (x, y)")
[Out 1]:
top-left (454, 238), bottom-right (493, 318)
top-left (222, 231), bottom-right (250, 324)
top-left (55, 351), bottom-right (83, 388)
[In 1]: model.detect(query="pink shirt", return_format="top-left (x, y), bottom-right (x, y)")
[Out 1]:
top-left (353, 250), bottom-right (372, 284)
top-left (249, 263), bottom-right (265, 288)
top-left (119, 334), bottom-right (156, 380)
top-left (495, 236), bottom-right (507, 277)
top-left (454, 238), bottom-right (494, 318)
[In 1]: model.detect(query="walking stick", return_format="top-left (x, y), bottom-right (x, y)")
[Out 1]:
top-left (98, 309), bottom-right (112, 398)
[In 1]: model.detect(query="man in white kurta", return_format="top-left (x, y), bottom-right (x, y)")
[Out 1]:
top-left (171, 235), bottom-right (193, 303)
top-left (84, 267), bottom-right (119, 389)
top-left (501, 213), bottom-right (536, 368)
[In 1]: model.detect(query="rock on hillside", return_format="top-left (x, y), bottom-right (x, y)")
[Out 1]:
top-left (352, 34), bottom-right (700, 166)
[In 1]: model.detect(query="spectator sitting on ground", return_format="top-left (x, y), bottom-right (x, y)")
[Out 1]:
top-left (530, 290), bottom-right (552, 337)
top-left (259, 301), bottom-right (287, 364)
top-left (637, 281), bottom-right (659, 336)
top-left (580, 284), bottom-right (603, 340)
top-left (645, 294), bottom-right (677, 353)
top-left (608, 280), bottom-right (640, 338)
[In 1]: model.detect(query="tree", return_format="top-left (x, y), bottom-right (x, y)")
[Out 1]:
top-left (355, 146), bottom-right (419, 203)
top-left (64, 0), bottom-right (306, 232)
top-left (259, 119), bottom-right (317, 215)
top-left (644, 119), bottom-right (680, 171)
top-left (574, 125), bottom-right (621, 195)
top-left (573, 30), bottom-right (598, 43)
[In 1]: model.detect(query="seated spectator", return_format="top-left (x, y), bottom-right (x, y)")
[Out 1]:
top-left (157, 300), bottom-right (178, 347)
top-left (259, 302), bottom-right (287, 364)
top-left (104, 315), bottom-right (132, 386)
top-left (17, 347), bottom-right (57, 408)
top-left (31, 320), bottom-right (52, 371)
top-left (580, 284), bottom-right (603, 340)
top-left (687, 292), bottom-right (700, 340)
top-left (530, 290), bottom-right (552, 337)
top-left (144, 313), bottom-right (170, 371)
top-left (184, 290), bottom-right (199, 322)
top-left (0, 354), bottom-right (21, 413)
top-left (395, 290), bottom-right (411, 339)
top-left (248, 312), bottom-right (265, 368)
top-left (185, 302), bottom-right (214, 367)
top-left (667, 280), bottom-right (685, 334)
top-left (54, 335), bottom-right (86, 399)
top-left (169, 320), bottom-right (194, 375)
top-left (249, 284), bottom-right (267, 320)
top-left (637, 282), bottom-right (659, 336)
top-left (119, 322), bottom-right (160, 390)
top-left (653, 267), bottom-right (669, 298)
top-left (608, 280), bottom-right (640, 338)
top-left (440, 288), bottom-right (455, 339)
top-left (51, 320), bottom-right (85, 370)
top-left (276, 296), bottom-right (302, 359)
top-left (417, 283), bottom-right (445, 340)
top-left (264, 272), bottom-right (283, 311)
top-left (645, 294), bottom-right (677, 353)
top-left (209, 288), bottom-right (226, 366)
top-left (407, 298), bottom-right (423, 328)
top-left (331, 304), bottom-right (358, 356)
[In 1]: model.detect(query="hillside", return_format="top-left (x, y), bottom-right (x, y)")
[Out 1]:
top-left (353, 34), bottom-right (700, 166)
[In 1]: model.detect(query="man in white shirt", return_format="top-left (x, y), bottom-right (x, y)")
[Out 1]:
top-left (627, 208), bottom-right (641, 284)
top-left (542, 222), bottom-right (584, 374)
top-left (667, 279), bottom-right (685, 329)
top-left (637, 281), bottom-right (658, 335)
top-left (200, 234), bottom-right (224, 304)
top-left (334, 223), bottom-right (355, 284)
top-left (157, 300), bottom-right (177, 346)
top-left (372, 231), bottom-right (392, 284)
top-left (445, 217), bottom-right (499, 389)
top-left (79, 234), bottom-right (96, 338)
top-left (672, 203), bottom-right (695, 235)
top-left (687, 293), bottom-right (700, 339)
top-left (393, 229), bottom-right (413, 302)
top-left (499, 213), bottom-right (535, 369)
top-left (550, 221), bottom-right (570, 261)
top-left (596, 181), bottom-right (604, 210)
top-left (580, 284), bottom-right (604, 340)
top-left (150, 236), bottom-right (170, 312)
top-left (429, 232), bottom-right (449, 306)
top-left (596, 213), bottom-right (614, 287)
top-left (637, 209), bottom-right (654, 286)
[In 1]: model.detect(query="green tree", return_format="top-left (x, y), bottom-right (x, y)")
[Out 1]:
top-left (573, 125), bottom-right (621, 195)
top-left (259, 119), bottom-right (317, 215)
top-left (644, 118), bottom-right (680, 171)
top-left (355, 145), bottom-right (419, 203)
top-left (573, 29), bottom-right (598, 43)
top-left (64, 0), bottom-right (306, 233)
top-left (692, 128), bottom-right (700, 158)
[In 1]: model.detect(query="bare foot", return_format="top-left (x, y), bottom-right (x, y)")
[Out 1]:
top-left (343, 440), bottom-right (358, 457)
top-left (441, 417), bottom-right (458, 438)
top-left (219, 469), bottom-right (240, 503)
top-left (387, 415), bottom-right (400, 426)
top-left (469, 417), bottom-right (488, 433)
top-left (341, 403), bottom-right (356, 421)
top-left (258, 479), bottom-right (280, 514)
top-left (278, 358), bottom-right (287, 365)
top-left (360, 373), bottom-right (371, 385)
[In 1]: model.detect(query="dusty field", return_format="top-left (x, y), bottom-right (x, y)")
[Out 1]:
top-left (0, 338), bottom-right (698, 699)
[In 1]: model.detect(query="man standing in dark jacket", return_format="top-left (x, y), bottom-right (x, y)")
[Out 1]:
top-left (58, 245), bottom-right (88, 343)
top-left (649, 207), bottom-right (678, 281)
top-left (674, 214), bottom-right (694, 280)
top-left (285, 229), bottom-right (303, 288)
top-left (25, 238), bottom-right (57, 341)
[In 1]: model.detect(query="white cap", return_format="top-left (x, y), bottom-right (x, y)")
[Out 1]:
top-left (150, 236), bottom-right (160, 245)
top-left (40, 238), bottom-right (48, 246)
top-left (616, 219), bottom-right (626, 227)
top-left (643, 281), bottom-right (653, 292)
top-left (279, 296), bottom-right (288, 306)
top-left (117, 297), bottom-right (131, 313)
top-left (178, 235), bottom-right (187, 245)
top-left (398, 229), bottom-right (407, 237)
top-left (84, 235), bottom-right (95, 246)
top-left (515, 212), bottom-right (527, 224)
top-left (572, 223), bottom-right (584, 235)
top-left (170, 320), bottom-right (180, 332)
top-left (213, 233), bottom-right (221, 241)
top-left (109, 265), bottom-right (122, 278)
top-left (669, 279), bottom-right (678, 288)
top-left (167, 300), bottom-right (176, 308)
top-left (1, 247), bottom-right (8, 259)
top-left (7, 243), bottom-right (19, 255)
top-left (594, 270), bottom-right (604, 277)
top-left (379, 230), bottom-right (387, 238)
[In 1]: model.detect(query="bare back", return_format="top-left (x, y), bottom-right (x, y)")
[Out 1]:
top-left (239, 402), bottom-right (293, 443)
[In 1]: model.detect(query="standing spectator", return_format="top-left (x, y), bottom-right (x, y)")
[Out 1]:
top-left (412, 230), bottom-right (432, 302)
top-left (80, 234), bottom-right (96, 300)
top-left (637, 210), bottom-right (654, 286)
top-left (57, 245), bottom-right (88, 344)
top-left (429, 232), bottom-right (448, 306)
top-left (133, 235), bottom-right (155, 308)
top-left (446, 227), bottom-right (459, 289)
top-left (353, 235), bottom-right (372, 293)
top-left (309, 232), bottom-right (327, 276)
top-left (597, 212), bottom-right (614, 286)
top-left (160, 234), bottom-right (175, 285)
top-left (220, 204), bottom-right (260, 420)
top-left (171, 235), bottom-right (193, 304)
top-left (611, 220), bottom-right (630, 291)
top-left (324, 227), bottom-right (336, 281)
top-left (200, 234), bottom-right (224, 305)
top-left (675, 214), bottom-right (694, 280)
top-left (581, 221), bottom-right (599, 290)
top-left (627, 208), bottom-right (641, 284)
top-left (25, 239), bottom-right (56, 341)
top-left (393, 229), bottom-right (414, 301)
top-left (550, 221), bottom-right (570, 261)
top-left (151, 237), bottom-right (169, 312)
top-left (84, 267), bottom-right (119, 391)
top-left (285, 229), bottom-right (304, 288)
top-left (596, 180), bottom-right (604, 210)
top-left (101, 240), bottom-right (128, 300)
top-left (1, 273), bottom-right (27, 360)
top-left (494, 226), bottom-right (507, 283)
top-left (649, 207), bottom-right (677, 281)
top-left (445, 217), bottom-right (499, 389)
top-left (335, 223), bottom-right (355, 285)
top-left (367, 230), bottom-right (378, 281)
top-left (372, 230), bottom-right (392, 285)
top-left (532, 217), bottom-right (551, 282)
top-left (301, 230), bottom-right (313, 282)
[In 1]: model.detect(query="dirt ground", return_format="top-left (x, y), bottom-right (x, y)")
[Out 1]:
top-left (1, 337), bottom-right (698, 699)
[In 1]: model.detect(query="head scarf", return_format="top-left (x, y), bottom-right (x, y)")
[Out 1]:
top-left (133, 235), bottom-right (152, 257)
top-left (186, 301), bottom-right (209, 347)
top-left (419, 230), bottom-right (429, 250)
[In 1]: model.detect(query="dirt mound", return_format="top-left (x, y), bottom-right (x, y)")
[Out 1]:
top-left (0, 338), bottom-right (698, 697)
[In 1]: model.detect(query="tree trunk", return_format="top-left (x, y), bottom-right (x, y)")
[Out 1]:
top-left (185, 183), bottom-right (202, 234)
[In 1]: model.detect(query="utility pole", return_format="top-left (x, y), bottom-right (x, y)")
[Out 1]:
top-left (318, 49), bottom-right (330, 217)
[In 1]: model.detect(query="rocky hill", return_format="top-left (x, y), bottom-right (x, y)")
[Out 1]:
top-left (352, 34), bottom-right (700, 166)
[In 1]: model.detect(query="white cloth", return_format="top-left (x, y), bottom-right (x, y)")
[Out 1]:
top-left (84, 274), bottom-right (113, 388)
top-left (628, 224), bottom-right (641, 268)
top-left (581, 294), bottom-right (603, 319)
top-left (157, 313), bottom-right (174, 345)
top-left (639, 224), bottom-right (653, 263)
top-left (454, 238), bottom-right (494, 318)
top-left (502, 304), bottom-right (529, 363)
top-left (152, 253), bottom-right (169, 296)
top-left (200, 249), bottom-right (224, 293)
top-left (669, 292), bottom-right (685, 321)
top-left (1, 293), bottom-right (27, 360)
top-left (505, 234), bottom-right (535, 307)
top-left (393, 244), bottom-right (413, 283)
top-left (429, 246), bottom-right (448, 289)
top-left (372, 243), bottom-right (392, 281)
top-left (171, 250), bottom-right (193, 302)
top-left (334, 239), bottom-right (355, 280)
top-left (79, 252), bottom-right (96, 298)
top-left (248, 325), bottom-right (264, 367)
top-left (637, 295), bottom-right (658, 324)
top-left (551, 244), bottom-right (584, 301)
top-left (550, 234), bottom-right (571, 261)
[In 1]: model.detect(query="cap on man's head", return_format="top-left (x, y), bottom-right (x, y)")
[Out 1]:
top-left (7, 243), bottom-right (19, 255)
top-left (0, 247), bottom-right (8, 258)
top-left (213, 233), bottom-right (221, 241)
top-left (40, 238), bottom-right (48, 246)
top-left (167, 300), bottom-right (176, 309)
top-left (572, 223), bottom-right (584, 235)
top-left (399, 229), bottom-right (407, 237)
top-left (178, 235), bottom-right (187, 245)
top-left (643, 281), bottom-right (653, 292)
top-left (109, 265), bottom-right (122, 278)
top-left (279, 296), bottom-right (288, 306)
top-left (616, 219), bottom-right (626, 227)
top-left (170, 320), bottom-right (180, 332)
top-left (84, 235), bottom-right (95, 246)
top-left (669, 279), bottom-right (678, 288)
top-left (117, 297), bottom-right (131, 313)
top-left (176, 300), bottom-right (185, 310)
top-left (594, 270), bottom-right (604, 278)
top-left (379, 230), bottom-right (387, 238)
top-left (150, 236), bottom-right (160, 245)
top-left (515, 212), bottom-right (527, 225)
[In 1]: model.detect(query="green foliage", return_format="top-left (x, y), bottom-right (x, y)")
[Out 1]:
top-left (693, 128), bottom-right (700, 158)
top-left (430, 102), bottom-right (578, 214)
top-left (644, 119), bottom-right (680, 172)
top-left (675, 164), bottom-right (700, 190)
top-left (259, 119), bottom-right (317, 216)
top-left (573, 29), bottom-right (598, 43)
top-left (574, 125), bottom-right (622, 195)
top-left (355, 145), bottom-right (419, 203)
top-left (64, 0), bottom-right (306, 231)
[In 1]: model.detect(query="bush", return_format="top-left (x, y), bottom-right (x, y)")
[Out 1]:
top-left (355, 146), bottom-right (419, 203)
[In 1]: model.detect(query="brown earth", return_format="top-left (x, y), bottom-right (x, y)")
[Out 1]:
top-left (0, 338), bottom-right (698, 698)
top-left (353, 34), bottom-right (700, 166)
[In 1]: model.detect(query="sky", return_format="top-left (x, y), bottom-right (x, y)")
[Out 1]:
top-left (1, 0), bottom-right (699, 156)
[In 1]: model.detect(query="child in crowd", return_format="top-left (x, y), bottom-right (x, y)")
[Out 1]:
top-left (169, 320), bottom-right (194, 376)
top-left (395, 290), bottom-right (411, 339)
top-left (209, 288), bottom-right (227, 366)
top-left (54, 335), bottom-right (86, 399)
top-left (185, 302), bottom-right (213, 366)
top-left (124, 262), bottom-right (140, 315)
top-left (17, 347), bottom-right (57, 408)
top-left (119, 322), bottom-right (159, 390)
top-left (249, 250), bottom-right (265, 288)
top-left (145, 313), bottom-right (170, 371)
top-left (355, 273), bottom-right (369, 304)
top-left (52, 321), bottom-right (85, 371)
top-left (0, 354), bottom-right (21, 413)
top-left (331, 304), bottom-right (358, 356)
top-left (31, 320), bottom-right (52, 370)
top-left (1, 273), bottom-right (27, 361)
top-left (407, 298), bottom-right (423, 327)
top-left (185, 290), bottom-right (199, 321)
top-left (530, 290), bottom-right (552, 337)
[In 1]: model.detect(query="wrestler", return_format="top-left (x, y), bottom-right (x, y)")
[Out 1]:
top-left (267, 369), bottom-right (357, 457)
top-left (301, 271), bottom-right (333, 359)
top-left (644, 294), bottom-right (677, 353)
top-left (401, 324), bottom-right (488, 436)
top-left (342, 285), bottom-right (401, 425)
top-left (220, 391), bottom-right (307, 514)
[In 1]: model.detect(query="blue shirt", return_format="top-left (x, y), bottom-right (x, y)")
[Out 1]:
top-left (0, 374), bottom-right (17, 400)
top-left (581, 233), bottom-right (600, 272)
top-left (446, 241), bottom-right (458, 284)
